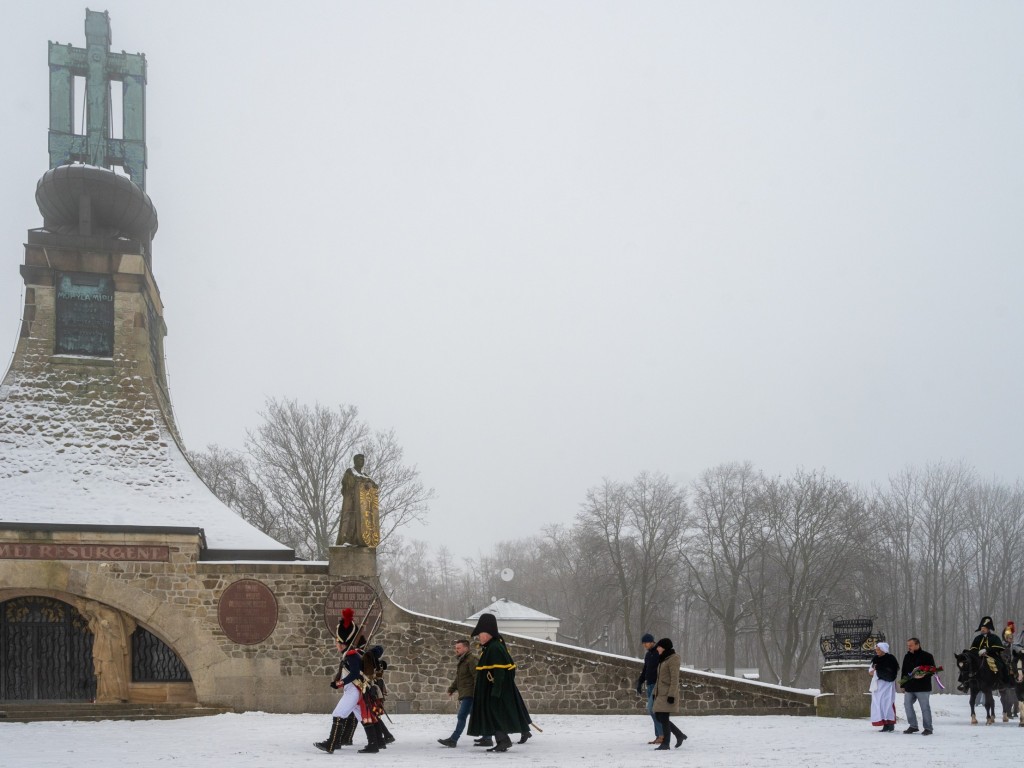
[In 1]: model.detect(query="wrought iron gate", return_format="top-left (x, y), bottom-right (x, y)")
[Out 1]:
top-left (0, 596), bottom-right (96, 701)
top-left (132, 626), bottom-right (191, 682)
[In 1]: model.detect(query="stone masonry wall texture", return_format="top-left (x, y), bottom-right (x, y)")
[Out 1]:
top-left (376, 610), bottom-right (815, 717)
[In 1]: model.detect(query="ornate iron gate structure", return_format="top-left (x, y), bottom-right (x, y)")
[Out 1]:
top-left (0, 596), bottom-right (96, 701)
top-left (132, 626), bottom-right (191, 682)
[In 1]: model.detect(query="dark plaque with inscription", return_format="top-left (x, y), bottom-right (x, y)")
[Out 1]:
top-left (218, 579), bottom-right (278, 645)
top-left (323, 580), bottom-right (382, 639)
top-left (55, 272), bottom-right (114, 356)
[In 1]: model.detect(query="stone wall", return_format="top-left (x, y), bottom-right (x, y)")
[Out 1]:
top-left (0, 533), bottom-right (815, 716)
top-left (377, 609), bottom-right (814, 716)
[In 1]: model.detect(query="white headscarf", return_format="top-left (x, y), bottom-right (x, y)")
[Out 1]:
top-left (877, 642), bottom-right (890, 654)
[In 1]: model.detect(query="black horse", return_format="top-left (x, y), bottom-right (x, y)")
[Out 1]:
top-left (956, 649), bottom-right (1002, 725)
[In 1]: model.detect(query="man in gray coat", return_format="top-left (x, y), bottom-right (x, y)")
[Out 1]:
top-left (438, 638), bottom-right (478, 747)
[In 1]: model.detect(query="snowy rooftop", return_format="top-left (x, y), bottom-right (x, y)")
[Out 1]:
top-left (466, 598), bottom-right (559, 623)
top-left (0, 368), bottom-right (290, 556)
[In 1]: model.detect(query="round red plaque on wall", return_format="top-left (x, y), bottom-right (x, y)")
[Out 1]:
top-left (218, 579), bottom-right (278, 645)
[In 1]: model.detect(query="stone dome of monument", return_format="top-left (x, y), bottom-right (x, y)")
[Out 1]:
top-left (36, 164), bottom-right (158, 241)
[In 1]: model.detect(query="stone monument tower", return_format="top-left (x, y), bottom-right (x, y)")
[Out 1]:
top-left (20, 9), bottom-right (169, 427)
top-left (0, 10), bottom-right (277, 541)
top-left (0, 10), bottom-right (292, 709)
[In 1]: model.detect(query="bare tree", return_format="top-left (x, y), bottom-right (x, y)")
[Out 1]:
top-left (748, 470), bottom-right (866, 686)
top-left (192, 398), bottom-right (433, 559)
top-left (378, 535), bottom-right (437, 609)
top-left (189, 443), bottom-right (300, 549)
top-left (578, 472), bottom-right (687, 652)
top-left (189, 444), bottom-right (247, 505)
top-left (917, 461), bottom-right (974, 659)
top-left (682, 462), bottom-right (762, 676)
top-left (245, 399), bottom-right (365, 558)
top-left (971, 479), bottom-right (1024, 614)
top-left (360, 429), bottom-right (434, 544)
top-left (869, 462), bottom-right (980, 667)
top-left (988, 482), bottom-right (1024, 617)
top-left (869, 469), bottom-right (920, 642)
top-left (537, 524), bottom-right (617, 649)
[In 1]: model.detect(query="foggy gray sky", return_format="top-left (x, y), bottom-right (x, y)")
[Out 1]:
top-left (2, 2), bottom-right (1022, 559)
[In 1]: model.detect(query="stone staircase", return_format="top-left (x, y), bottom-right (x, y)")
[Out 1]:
top-left (0, 702), bottom-right (230, 722)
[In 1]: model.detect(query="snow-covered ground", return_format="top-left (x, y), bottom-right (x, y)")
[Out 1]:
top-left (4, 695), bottom-right (1020, 767)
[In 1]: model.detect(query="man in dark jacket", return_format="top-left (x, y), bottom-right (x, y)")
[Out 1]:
top-left (972, 615), bottom-right (1012, 685)
top-left (438, 638), bottom-right (477, 747)
top-left (972, 616), bottom-right (1005, 653)
top-left (635, 633), bottom-right (663, 744)
top-left (900, 637), bottom-right (936, 735)
top-left (466, 613), bottom-right (531, 752)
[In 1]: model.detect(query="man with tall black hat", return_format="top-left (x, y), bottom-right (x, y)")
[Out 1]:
top-left (466, 612), bottom-right (531, 753)
top-left (972, 615), bottom-right (1012, 685)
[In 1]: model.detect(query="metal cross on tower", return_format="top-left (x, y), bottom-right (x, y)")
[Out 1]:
top-left (47, 10), bottom-right (148, 189)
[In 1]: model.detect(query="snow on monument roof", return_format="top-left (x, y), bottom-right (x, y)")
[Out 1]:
top-left (466, 597), bottom-right (559, 623)
top-left (0, 373), bottom-right (289, 554)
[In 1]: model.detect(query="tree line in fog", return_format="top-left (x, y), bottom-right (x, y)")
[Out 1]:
top-left (379, 461), bottom-right (1023, 688)
top-left (189, 399), bottom-right (1023, 688)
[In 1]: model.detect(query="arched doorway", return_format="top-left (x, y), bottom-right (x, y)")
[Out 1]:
top-left (0, 596), bottom-right (96, 701)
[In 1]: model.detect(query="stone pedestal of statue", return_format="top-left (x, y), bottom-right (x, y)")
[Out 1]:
top-left (329, 545), bottom-right (378, 583)
top-left (816, 664), bottom-right (871, 717)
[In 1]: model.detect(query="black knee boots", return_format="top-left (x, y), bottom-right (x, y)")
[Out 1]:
top-left (315, 717), bottom-right (344, 753)
top-left (358, 723), bottom-right (383, 753)
top-left (339, 714), bottom-right (358, 746)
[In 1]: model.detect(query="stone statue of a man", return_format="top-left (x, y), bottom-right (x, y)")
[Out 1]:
top-left (335, 453), bottom-right (381, 547)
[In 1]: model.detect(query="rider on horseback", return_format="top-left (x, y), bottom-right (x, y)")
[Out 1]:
top-left (972, 616), bottom-right (1013, 687)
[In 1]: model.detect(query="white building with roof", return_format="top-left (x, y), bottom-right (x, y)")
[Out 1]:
top-left (466, 598), bottom-right (560, 642)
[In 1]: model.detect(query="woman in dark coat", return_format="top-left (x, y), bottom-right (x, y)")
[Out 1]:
top-left (869, 641), bottom-right (899, 732)
top-left (466, 613), bottom-right (531, 752)
top-left (651, 638), bottom-right (687, 750)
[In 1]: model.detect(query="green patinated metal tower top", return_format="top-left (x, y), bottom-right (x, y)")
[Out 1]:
top-left (47, 9), bottom-right (148, 189)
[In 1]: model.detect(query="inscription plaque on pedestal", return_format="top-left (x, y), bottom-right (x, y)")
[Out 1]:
top-left (218, 579), bottom-right (278, 645)
top-left (55, 272), bottom-right (114, 356)
top-left (323, 580), bottom-right (382, 637)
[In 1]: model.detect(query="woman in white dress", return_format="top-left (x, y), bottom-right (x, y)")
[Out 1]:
top-left (869, 641), bottom-right (899, 732)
